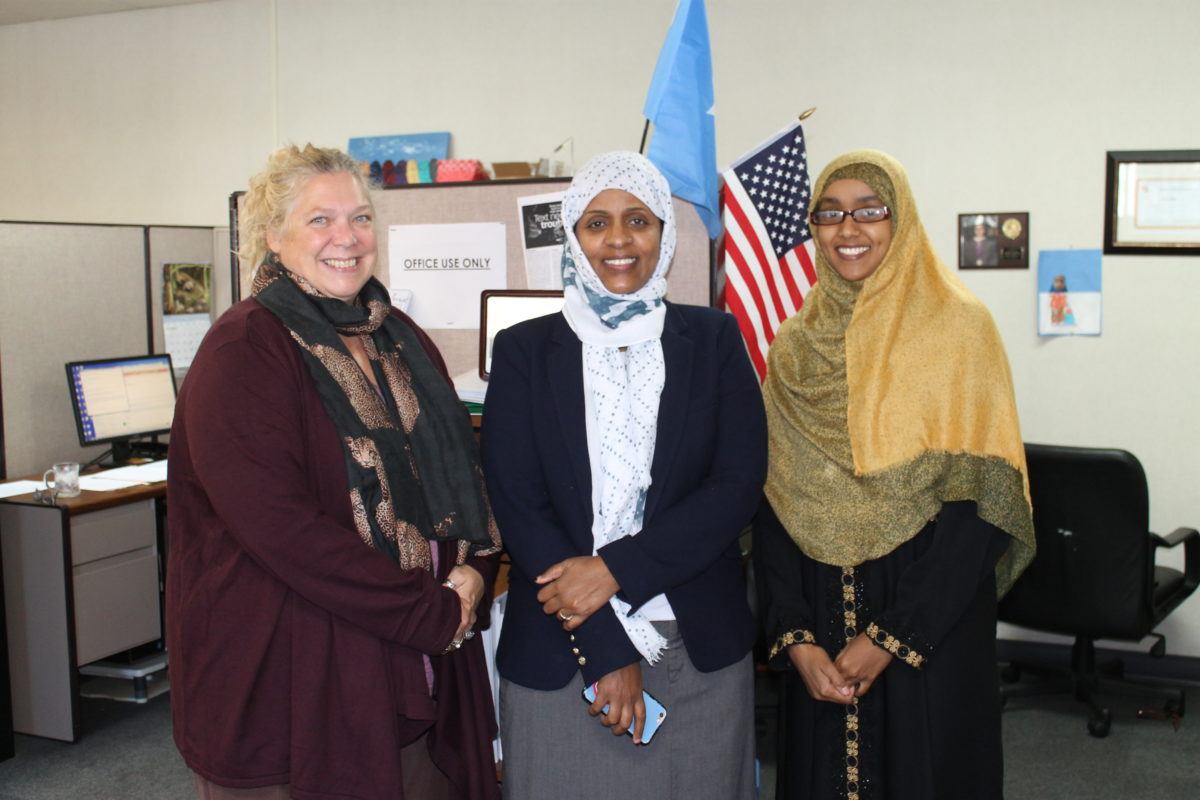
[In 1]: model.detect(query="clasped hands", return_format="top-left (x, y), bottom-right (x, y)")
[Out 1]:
top-left (537, 557), bottom-right (647, 743)
top-left (443, 564), bottom-right (484, 652)
top-left (788, 634), bottom-right (894, 704)
top-left (535, 555), bottom-right (619, 632)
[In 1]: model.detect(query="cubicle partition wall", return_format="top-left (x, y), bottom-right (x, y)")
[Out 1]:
top-left (0, 220), bottom-right (229, 744)
top-left (0, 466), bottom-right (11, 759)
top-left (0, 222), bottom-right (228, 478)
top-left (147, 226), bottom-right (232, 361)
top-left (232, 179), bottom-right (715, 378)
top-left (0, 347), bottom-right (12, 758)
top-left (0, 353), bottom-right (6, 481)
top-left (212, 227), bottom-right (233, 318)
top-left (0, 223), bottom-right (148, 478)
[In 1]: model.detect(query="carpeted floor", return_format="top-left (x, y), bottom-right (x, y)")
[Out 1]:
top-left (0, 694), bottom-right (191, 799)
top-left (1, 678), bottom-right (1196, 799)
top-left (752, 671), bottom-right (1196, 800)
top-left (1001, 687), bottom-right (1197, 799)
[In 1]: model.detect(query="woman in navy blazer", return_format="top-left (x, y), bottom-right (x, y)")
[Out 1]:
top-left (481, 152), bottom-right (766, 800)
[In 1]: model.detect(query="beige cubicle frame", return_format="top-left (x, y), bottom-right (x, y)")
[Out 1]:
top-left (0, 221), bottom-right (225, 478)
top-left (0, 354), bottom-right (6, 481)
top-left (0, 339), bottom-right (10, 757)
top-left (0, 223), bottom-right (147, 478)
top-left (230, 178), bottom-right (715, 378)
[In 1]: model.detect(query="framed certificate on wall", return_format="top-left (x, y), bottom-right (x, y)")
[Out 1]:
top-left (1104, 150), bottom-right (1200, 255)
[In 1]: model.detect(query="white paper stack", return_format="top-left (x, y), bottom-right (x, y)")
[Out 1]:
top-left (0, 480), bottom-right (44, 499)
top-left (452, 369), bottom-right (488, 405)
top-left (98, 460), bottom-right (169, 484)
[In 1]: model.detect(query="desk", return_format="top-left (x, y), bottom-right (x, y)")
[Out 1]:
top-left (0, 480), bottom-right (165, 742)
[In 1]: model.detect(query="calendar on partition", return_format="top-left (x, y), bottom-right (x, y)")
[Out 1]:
top-left (163, 312), bottom-right (210, 370)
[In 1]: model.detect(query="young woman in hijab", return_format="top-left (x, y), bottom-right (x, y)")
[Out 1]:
top-left (167, 144), bottom-right (502, 800)
top-left (754, 149), bottom-right (1035, 800)
top-left (481, 152), bottom-right (766, 800)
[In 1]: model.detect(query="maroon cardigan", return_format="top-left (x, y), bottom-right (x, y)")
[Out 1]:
top-left (166, 299), bottom-right (499, 800)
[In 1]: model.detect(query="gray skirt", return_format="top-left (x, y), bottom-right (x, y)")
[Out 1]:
top-left (499, 621), bottom-right (754, 800)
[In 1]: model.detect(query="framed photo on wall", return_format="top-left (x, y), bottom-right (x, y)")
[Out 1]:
top-left (1104, 150), bottom-right (1200, 255)
top-left (959, 212), bottom-right (1029, 269)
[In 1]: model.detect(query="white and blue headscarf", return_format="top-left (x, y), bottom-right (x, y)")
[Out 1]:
top-left (561, 151), bottom-right (676, 347)
top-left (560, 152), bottom-right (676, 663)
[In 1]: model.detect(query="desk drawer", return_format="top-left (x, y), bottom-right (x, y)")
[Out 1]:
top-left (73, 548), bottom-right (160, 666)
top-left (70, 500), bottom-right (155, 566)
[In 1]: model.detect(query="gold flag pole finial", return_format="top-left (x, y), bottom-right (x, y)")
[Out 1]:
top-left (798, 107), bottom-right (816, 122)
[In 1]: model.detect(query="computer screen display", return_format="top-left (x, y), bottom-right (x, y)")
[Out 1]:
top-left (65, 354), bottom-right (178, 447)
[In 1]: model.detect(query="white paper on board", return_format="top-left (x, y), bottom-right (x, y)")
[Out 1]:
top-left (517, 191), bottom-right (566, 290)
top-left (163, 313), bottom-right (211, 370)
top-left (388, 223), bottom-right (507, 329)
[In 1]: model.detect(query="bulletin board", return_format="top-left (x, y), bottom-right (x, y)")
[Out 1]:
top-left (231, 179), bottom-right (715, 378)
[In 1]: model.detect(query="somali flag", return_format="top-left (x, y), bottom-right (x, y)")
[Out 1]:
top-left (643, 0), bottom-right (721, 239)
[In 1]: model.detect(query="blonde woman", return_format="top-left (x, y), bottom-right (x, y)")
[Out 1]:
top-left (167, 144), bottom-right (502, 800)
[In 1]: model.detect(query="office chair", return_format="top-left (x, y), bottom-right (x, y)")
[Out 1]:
top-left (998, 443), bottom-right (1199, 737)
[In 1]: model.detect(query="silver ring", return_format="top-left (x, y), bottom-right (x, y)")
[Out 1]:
top-left (557, 610), bottom-right (575, 622)
top-left (464, 629), bottom-right (476, 640)
top-left (442, 578), bottom-right (457, 590)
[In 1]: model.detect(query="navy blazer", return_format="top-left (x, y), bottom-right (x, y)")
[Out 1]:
top-left (481, 302), bottom-right (767, 690)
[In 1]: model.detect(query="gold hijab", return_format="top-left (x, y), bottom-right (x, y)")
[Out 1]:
top-left (763, 149), bottom-right (1034, 594)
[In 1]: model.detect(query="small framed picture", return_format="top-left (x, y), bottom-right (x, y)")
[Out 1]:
top-left (1104, 150), bottom-right (1200, 255)
top-left (478, 290), bottom-right (564, 380)
top-left (959, 212), bottom-right (1029, 269)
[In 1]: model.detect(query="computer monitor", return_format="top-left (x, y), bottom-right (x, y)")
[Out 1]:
top-left (65, 354), bottom-right (177, 464)
top-left (478, 290), bottom-right (564, 380)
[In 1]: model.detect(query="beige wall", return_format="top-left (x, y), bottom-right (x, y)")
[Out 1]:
top-left (2, 0), bottom-right (1199, 653)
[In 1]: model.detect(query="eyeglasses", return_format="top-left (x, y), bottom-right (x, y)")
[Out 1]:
top-left (809, 206), bottom-right (891, 226)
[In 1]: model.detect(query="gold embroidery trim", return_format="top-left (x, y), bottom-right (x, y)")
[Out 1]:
top-left (865, 621), bottom-right (925, 669)
top-left (768, 628), bottom-right (816, 661)
top-left (842, 567), bottom-right (861, 800)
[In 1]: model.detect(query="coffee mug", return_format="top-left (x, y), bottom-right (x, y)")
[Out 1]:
top-left (43, 461), bottom-right (81, 498)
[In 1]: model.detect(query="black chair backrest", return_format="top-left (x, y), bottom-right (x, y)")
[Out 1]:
top-left (999, 443), bottom-right (1153, 640)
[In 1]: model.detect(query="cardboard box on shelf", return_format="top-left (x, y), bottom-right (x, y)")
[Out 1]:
top-left (490, 161), bottom-right (535, 179)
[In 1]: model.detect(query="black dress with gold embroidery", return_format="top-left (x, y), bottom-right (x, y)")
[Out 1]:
top-left (754, 500), bottom-right (1009, 800)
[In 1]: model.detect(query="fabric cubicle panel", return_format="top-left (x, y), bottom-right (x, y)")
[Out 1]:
top-left (0, 351), bottom-right (6, 480)
top-left (0, 223), bottom-right (147, 477)
top-left (232, 180), bottom-right (714, 378)
top-left (211, 227), bottom-right (233, 320)
top-left (147, 225), bottom-right (230, 384)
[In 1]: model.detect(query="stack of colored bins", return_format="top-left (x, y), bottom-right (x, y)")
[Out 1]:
top-left (435, 160), bottom-right (488, 183)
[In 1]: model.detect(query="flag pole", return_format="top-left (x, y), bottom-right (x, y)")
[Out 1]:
top-left (638, 120), bottom-right (651, 155)
top-left (798, 107), bottom-right (816, 121)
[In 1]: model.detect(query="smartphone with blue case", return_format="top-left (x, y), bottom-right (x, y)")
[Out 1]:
top-left (582, 682), bottom-right (667, 743)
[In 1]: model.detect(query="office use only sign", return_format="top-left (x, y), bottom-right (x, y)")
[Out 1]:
top-left (388, 222), bottom-right (506, 329)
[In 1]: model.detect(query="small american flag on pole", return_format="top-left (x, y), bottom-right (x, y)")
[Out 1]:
top-left (720, 121), bottom-right (816, 381)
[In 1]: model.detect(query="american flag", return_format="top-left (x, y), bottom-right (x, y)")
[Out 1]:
top-left (720, 121), bottom-right (816, 381)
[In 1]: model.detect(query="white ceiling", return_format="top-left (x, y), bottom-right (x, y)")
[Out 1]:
top-left (0, 0), bottom-right (210, 26)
